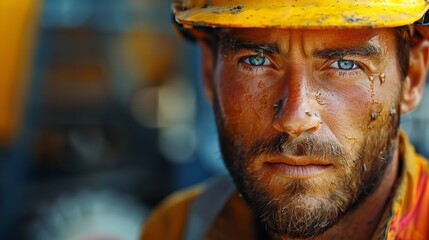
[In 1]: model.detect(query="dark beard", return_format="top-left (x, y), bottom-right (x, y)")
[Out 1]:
top-left (214, 101), bottom-right (400, 239)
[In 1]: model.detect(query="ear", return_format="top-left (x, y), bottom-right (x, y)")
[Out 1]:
top-left (401, 39), bottom-right (429, 114)
top-left (196, 38), bottom-right (216, 104)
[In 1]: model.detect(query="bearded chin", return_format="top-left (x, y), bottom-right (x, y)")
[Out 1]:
top-left (215, 102), bottom-right (400, 239)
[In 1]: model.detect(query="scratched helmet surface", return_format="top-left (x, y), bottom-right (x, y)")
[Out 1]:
top-left (172, 0), bottom-right (429, 29)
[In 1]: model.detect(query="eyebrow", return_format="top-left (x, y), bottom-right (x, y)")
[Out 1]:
top-left (313, 44), bottom-right (381, 59)
top-left (219, 34), bottom-right (280, 55)
top-left (218, 34), bottom-right (381, 59)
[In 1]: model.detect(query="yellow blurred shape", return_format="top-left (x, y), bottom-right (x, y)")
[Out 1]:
top-left (0, 0), bottom-right (41, 146)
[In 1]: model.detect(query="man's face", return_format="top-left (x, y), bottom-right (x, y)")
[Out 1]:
top-left (207, 28), bottom-right (402, 238)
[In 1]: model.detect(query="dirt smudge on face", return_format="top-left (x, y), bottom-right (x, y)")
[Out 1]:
top-left (367, 101), bottom-right (383, 129)
top-left (368, 75), bottom-right (375, 100)
top-left (315, 89), bottom-right (325, 105)
top-left (370, 102), bottom-right (383, 118)
top-left (344, 135), bottom-right (357, 151)
top-left (363, 71), bottom-right (390, 128)
top-left (378, 73), bottom-right (386, 86)
top-left (345, 135), bottom-right (357, 142)
top-left (389, 105), bottom-right (396, 117)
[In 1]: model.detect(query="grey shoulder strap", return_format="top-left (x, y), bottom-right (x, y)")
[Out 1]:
top-left (182, 174), bottom-right (236, 240)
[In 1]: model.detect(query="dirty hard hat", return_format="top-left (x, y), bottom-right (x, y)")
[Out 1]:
top-left (172, 0), bottom-right (429, 29)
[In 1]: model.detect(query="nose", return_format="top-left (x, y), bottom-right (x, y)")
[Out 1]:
top-left (272, 70), bottom-right (321, 137)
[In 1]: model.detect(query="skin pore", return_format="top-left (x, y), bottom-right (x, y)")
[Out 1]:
top-left (198, 28), bottom-right (429, 239)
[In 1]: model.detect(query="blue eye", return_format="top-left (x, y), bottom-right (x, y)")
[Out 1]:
top-left (243, 55), bottom-right (271, 66)
top-left (330, 59), bottom-right (358, 70)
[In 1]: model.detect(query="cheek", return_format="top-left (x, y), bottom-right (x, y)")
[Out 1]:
top-left (215, 71), bottom-right (281, 143)
top-left (319, 82), bottom-right (371, 133)
top-left (319, 73), bottom-right (400, 150)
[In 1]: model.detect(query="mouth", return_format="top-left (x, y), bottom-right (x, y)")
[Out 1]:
top-left (264, 156), bottom-right (333, 178)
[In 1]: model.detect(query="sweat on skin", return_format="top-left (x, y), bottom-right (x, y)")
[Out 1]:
top-left (195, 27), bottom-right (429, 239)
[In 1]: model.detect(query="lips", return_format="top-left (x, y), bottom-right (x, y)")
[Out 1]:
top-left (264, 156), bottom-right (333, 178)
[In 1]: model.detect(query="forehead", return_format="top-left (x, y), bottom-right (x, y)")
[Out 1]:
top-left (217, 28), bottom-right (398, 54)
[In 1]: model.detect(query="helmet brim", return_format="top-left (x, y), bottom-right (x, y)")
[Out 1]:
top-left (174, 2), bottom-right (429, 29)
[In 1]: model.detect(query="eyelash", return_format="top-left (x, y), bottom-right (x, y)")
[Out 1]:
top-left (328, 59), bottom-right (364, 77)
top-left (337, 70), bottom-right (361, 77)
top-left (239, 63), bottom-right (265, 74)
top-left (238, 55), bottom-right (272, 74)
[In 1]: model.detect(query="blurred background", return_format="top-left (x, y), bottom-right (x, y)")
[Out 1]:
top-left (1, 0), bottom-right (429, 239)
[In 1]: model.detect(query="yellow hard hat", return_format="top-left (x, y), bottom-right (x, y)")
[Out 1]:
top-left (173, 0), bottom-right (429, 29)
